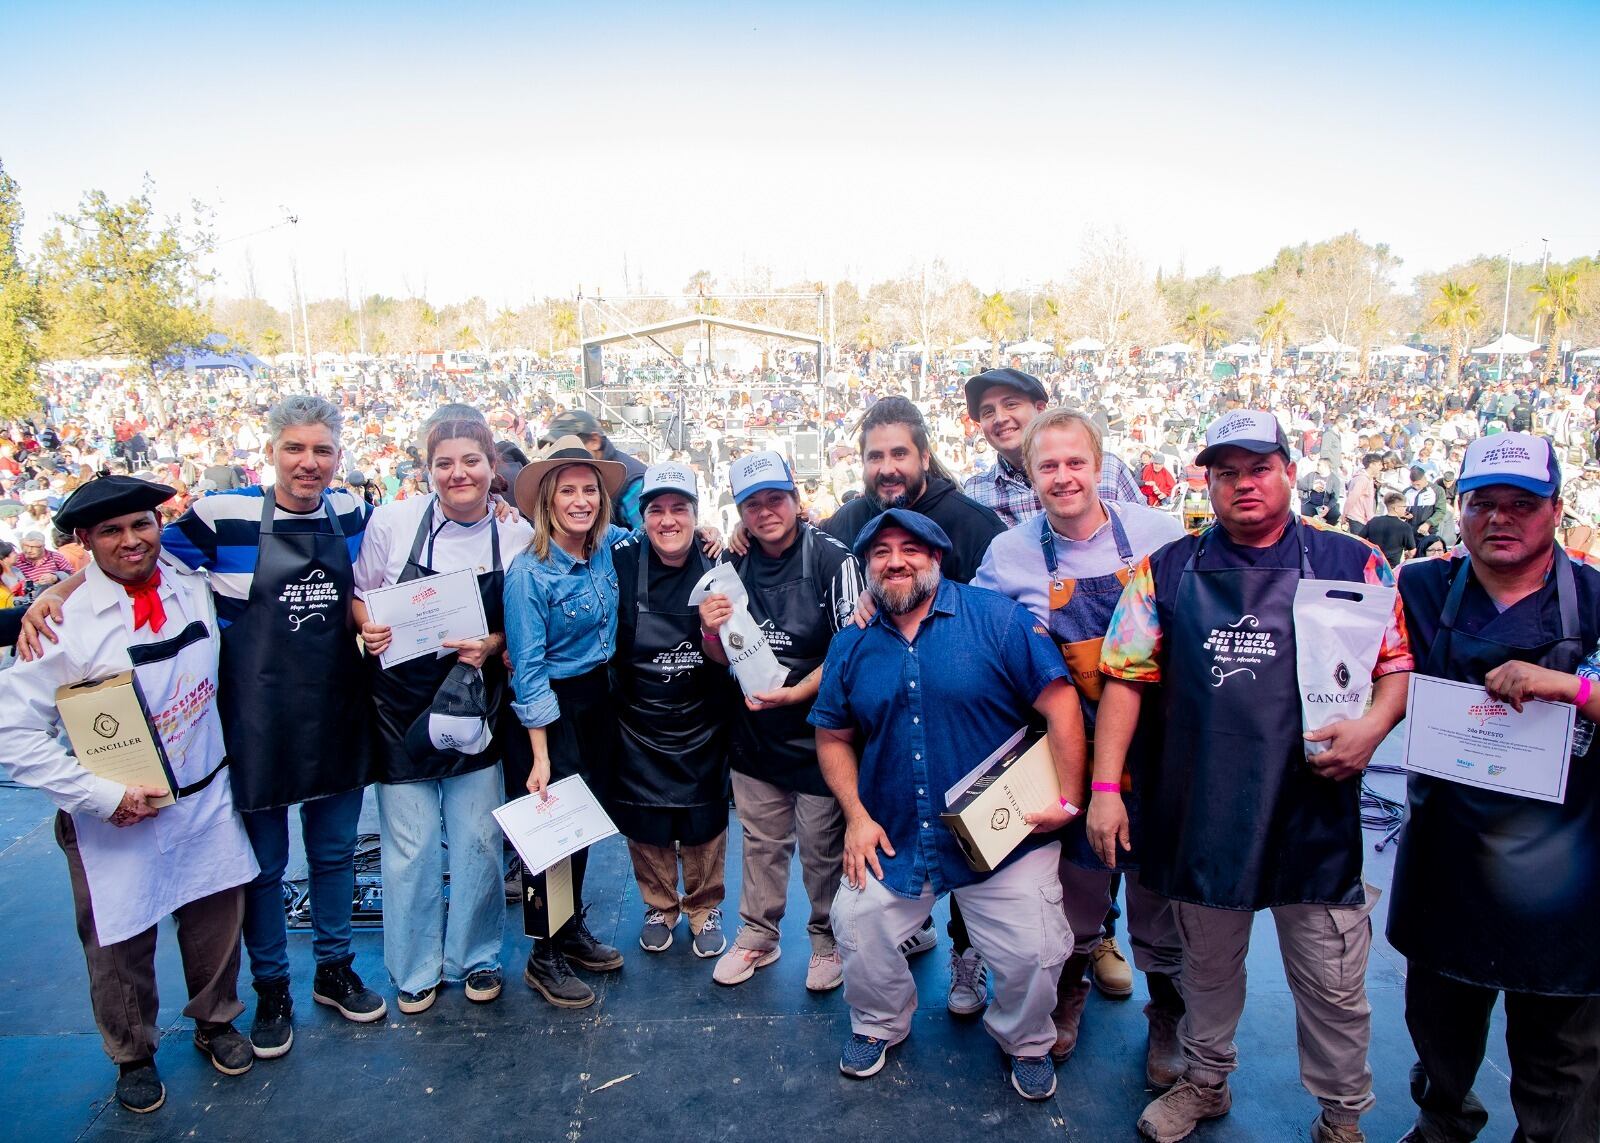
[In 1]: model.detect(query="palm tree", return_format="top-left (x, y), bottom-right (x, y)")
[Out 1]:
top-left (1426, 280), bottom-right (1483, 385)
top-left (1254, 298), bottom-right (1292, 370)
top-left (550, 303), bottom-right (579, 351)
top-left (258, 327), bottom-right (283, 355)
top-left (1529, 269), bottom-right (1587, 383)
top-left (977, 291), bottom-right (1015, 366)
top-left (1181, 302), bottom-right (1229, 361)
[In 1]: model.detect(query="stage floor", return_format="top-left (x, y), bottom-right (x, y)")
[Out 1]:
top-left (1, 736), bottom-right (1516, 1142)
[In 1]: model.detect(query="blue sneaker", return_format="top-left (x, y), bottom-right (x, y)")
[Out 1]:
top-left (1010, 1054), bottom-right (1057, 1101)
top-left (839, 1033), bottom-right (891, 1078)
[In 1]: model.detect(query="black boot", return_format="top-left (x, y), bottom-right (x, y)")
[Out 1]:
top-left (524, 939), bottom-right (596, 1009)
top-left (115, 1059), bottom-right (165, 1113)
top-left (249, 978), bottom-right (295, 1059)
top-left (1144, 971), bottom-right (1186, 1090)
top-left (555, 906), bottom-right (624, 972)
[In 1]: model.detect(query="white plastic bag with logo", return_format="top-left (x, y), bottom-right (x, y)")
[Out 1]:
top-left (687, 563), bottom-right (789, 700)
top-left (1293, 579), bottom-right (1396, 757)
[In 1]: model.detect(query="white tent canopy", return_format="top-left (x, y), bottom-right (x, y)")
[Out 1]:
top-left (1574, 347), bottom-right (1600, 359)
top-left (897, 343), bottom-right (929, 354)
top-left (1217, 342), bottom-right (1260, 357)
top-left (1376, 344), bottom-right (1429, 359)
top-left (1063, 336), bottom-right (1104, 352)
top-left (1149, 342), bottom-right (1193, 356)
top-left (1471, 333), bottom-right (1541, 355)
top-left (1005, 338), bottom-right (1055, 355)
top-left (951, 337), bottom-right (992, 352)
top-left (1300, 336), bottom-right (1357, 354)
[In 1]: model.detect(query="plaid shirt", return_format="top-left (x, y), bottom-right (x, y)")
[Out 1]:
top-left (962, 452), bottom-right (1146, 529)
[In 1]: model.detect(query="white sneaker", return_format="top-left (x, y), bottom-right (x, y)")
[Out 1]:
top-left (712, 944), bottom-right (780, 986)
top-left (947, 948), bottom-right (989, 1015)
top-left (898, 918), bottom-right (938, 958)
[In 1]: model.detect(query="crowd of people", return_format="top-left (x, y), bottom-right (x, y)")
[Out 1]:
top-left (0, 354), bottom-right (1596, 1143)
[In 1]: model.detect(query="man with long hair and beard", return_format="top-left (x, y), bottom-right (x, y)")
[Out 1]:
top-left (810, 508), bottom-right (1087, 1102)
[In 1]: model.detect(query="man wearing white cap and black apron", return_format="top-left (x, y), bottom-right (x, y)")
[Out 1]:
top-left (611, 463), bottom-right (737, 960)
top-left (0, 476), bottom-right (259, 1114)
top-left (698, 449), bottom-right (862, 992)
top-left (1392, 432), bottom-right (1600, 1143)
top-left (1093, 410), bottom-right (1414, 1143)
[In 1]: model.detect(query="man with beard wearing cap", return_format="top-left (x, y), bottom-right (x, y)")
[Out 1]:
top-left (1390, 432), bottom-right (1600, 1143)
top-left (810, 508), bottom-right (1085, 1100)
top-left (962, 368), bottom-right (1145, 527)
top-left (823, 396), bottom-right (1005, 584)
top-left (542, 409), bottom-right (648, 530)
top-left (0, 476), bottom-right (259, 1113)
top-left (1094, 409), bottom-right (1413, 1143)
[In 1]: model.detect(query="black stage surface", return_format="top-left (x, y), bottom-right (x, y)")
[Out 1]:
top-left (1, 746), bottom-right (1516, 1142)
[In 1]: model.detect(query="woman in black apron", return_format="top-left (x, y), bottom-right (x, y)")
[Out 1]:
top-left (610, 470), bottom-right (735, 959)
top-left (355, 417), bottom-right (528, 1016)
top-left (1394, 547), bottom-right (1600, 1142)
top-left (505, 437), bottom-right (633, 1009)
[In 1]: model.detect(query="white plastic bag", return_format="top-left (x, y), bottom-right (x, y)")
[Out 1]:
top-left (1293, 578), bottom-right (1396, 756)
top-left (687, 563), bottom-right (789, 699)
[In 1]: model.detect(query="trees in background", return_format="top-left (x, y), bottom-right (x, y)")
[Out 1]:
top-left (1529, 269), bottom-right (1586, 383)
top-left (0, 160), bottom-right (45, 417)
top-left (1427, 281), bottom-right (1485, 385)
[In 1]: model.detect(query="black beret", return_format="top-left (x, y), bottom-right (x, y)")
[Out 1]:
top-left (54, 475), bottom-right (175, 533)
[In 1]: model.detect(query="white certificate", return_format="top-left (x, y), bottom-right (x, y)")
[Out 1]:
top-left (1402, 673), bottom-right (1574, 803)
top-left (493, 775), bottom-right (619, 875)
top-left (364, 568), bottom-right (489, 669)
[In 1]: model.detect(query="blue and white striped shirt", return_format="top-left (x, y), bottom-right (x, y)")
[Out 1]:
top-left (162, 487), bottom-right (369, 627)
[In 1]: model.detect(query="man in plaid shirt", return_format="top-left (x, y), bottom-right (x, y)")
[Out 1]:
top-left (962, 369), bottom-right (1144, 527)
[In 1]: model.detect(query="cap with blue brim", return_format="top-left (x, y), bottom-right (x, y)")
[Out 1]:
top-left (730, 450), bottom-right (796, 505)
top-left (1457, 432), bottom-right (1561, 497)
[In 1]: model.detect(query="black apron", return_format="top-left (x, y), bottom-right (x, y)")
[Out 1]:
top-left (1040, 508), bottom-right (1155, 871)
top-left (219, 491), bottom-right (371, 812)
top-left (610, 545), bottom-right (732, 846)
top-left (1391, 554), bottom-right (1600, 995)
top-left (369, 499), bottom-right (506, 785)
top-left (731, 526), bottom-right (832, 796)
top-left (1143, 518), bottom-right (1365, 910)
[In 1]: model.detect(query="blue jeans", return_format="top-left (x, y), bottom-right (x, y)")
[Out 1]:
top-left (241, 789), bottom-right (364, 985)
top-left (374, 765), bottom-right (505, 995)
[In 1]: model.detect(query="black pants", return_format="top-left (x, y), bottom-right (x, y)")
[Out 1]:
top-left (1405, 964), bottom-right (1600, 1142)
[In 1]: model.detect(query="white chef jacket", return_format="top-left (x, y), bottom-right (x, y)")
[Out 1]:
top-left (0, 558), bottom-right (258, 944)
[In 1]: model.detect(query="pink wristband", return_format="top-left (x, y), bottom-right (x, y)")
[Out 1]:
top-left (1059, 797), bottom-right (1081, 816)
top-left (1576, 676), bottom-right (1592, 706)
top-left (1091, 781), bottom-right (1122, 794)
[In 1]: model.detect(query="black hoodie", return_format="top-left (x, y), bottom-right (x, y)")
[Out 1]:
top-left (821, 475), bottom-right (1005, 584)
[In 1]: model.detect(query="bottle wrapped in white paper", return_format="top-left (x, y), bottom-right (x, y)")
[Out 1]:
top-left (688, 563), bottom-right (790, 699)
top-left (1293, 579), bottom-right (1396, 756)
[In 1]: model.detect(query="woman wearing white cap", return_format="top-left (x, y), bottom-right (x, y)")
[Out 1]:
top-left (610, 463), bottom-right (736, 959)
top-left (698, 449), bottom-right (862, 992)
top-left (353, 415), bottom-right (532, 1016)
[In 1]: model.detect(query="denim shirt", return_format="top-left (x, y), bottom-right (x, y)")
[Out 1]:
top-left (504, 525), bottom-right (629, 728)
top-left (809, 578), bottom-right (1068, 898)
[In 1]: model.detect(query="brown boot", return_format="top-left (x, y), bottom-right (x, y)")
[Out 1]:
top-left (1144, 972), bottom-right (1185, 1090)
top-left (1050, 953), bottom-right (1092, 1062)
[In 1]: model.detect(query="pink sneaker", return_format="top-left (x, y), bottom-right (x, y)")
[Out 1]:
top-left (712, 944), bottom-right (780, 986)
top-left (806, 949), bottom-right (844, 992)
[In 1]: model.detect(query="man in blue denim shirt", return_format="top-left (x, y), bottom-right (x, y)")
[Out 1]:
top-left (810, 508), bottom-right (1087, 1101)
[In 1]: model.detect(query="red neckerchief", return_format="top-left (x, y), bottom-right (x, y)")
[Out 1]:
top-left (123, 568), bottom-right (166, 633)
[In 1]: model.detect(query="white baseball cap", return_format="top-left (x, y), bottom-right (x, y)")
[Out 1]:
top-left (729, 450), bottom-right (796, 505)
top-left (1194, 410), bottom-right (1292, 467)
top-left (639, 462), bottom-right (698, 506)
top-left (1458, 432), bottom-right (1560, 497)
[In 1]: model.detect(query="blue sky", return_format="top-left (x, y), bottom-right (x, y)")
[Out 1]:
top-left (4, 1), bottom-right (1597, 307)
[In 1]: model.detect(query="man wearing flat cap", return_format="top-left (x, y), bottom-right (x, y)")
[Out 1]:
top-left (810, 507), bottom-right (1087, 1102)
top-left (0, 476), bottom-right (260, 1113)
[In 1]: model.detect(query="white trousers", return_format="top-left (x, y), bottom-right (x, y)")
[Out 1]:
top-left (831, 842), bottom-right (1070, 1057)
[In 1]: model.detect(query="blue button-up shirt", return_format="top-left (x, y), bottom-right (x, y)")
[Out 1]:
top-left (809, 577), bottom-right (1069, 898)
top-left (504, 525), bottom-right (629, 728)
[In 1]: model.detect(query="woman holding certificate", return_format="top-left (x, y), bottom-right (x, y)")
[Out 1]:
top-left (353, 416), bottom-right (532, 1016)
top-left (504, 436), bottom-right (633, 1009)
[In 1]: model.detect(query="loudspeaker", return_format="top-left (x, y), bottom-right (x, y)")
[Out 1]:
top-left (582, 344), bottom-right (603, 387)
top-left (792, 430), bottom-right (822, 478)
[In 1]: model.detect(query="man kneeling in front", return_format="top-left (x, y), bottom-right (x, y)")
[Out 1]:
top-left (809, 508), bottom-right (1087, 1100)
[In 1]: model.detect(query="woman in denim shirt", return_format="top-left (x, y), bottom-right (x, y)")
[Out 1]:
top-left (505, 437), bottom-right (630, 1009)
